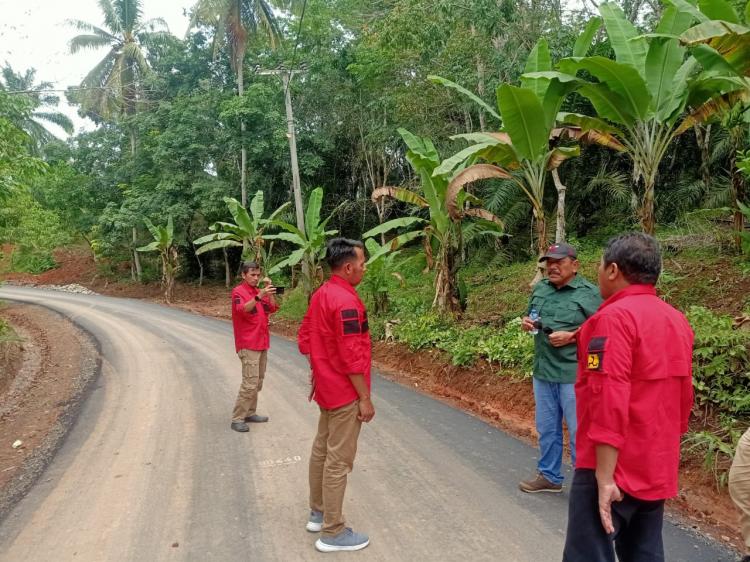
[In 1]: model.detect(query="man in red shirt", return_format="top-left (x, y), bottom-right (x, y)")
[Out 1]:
top-left (563, 233), bottom-right (694, 562)
top-left (230, 261), bottom-right (278, 432)
top-left (298, 238), bottom-right (373, 553)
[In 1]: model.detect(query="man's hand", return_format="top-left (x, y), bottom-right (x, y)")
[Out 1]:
top-left (596, 477), bottom-right (624, 534)
top-left (258, 277), bottom-right (277, 298)
top-left (521, 316), bottom-right (535, 332)
top-left (548, 330), bottom-right (576, 347)
top-left (357, 397), bottom-right (375, 423)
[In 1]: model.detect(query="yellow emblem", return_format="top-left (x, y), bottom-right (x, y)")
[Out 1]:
top-left (587, 353), bottom-right (600, 370)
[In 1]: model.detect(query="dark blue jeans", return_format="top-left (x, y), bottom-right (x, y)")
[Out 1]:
top-left (533, 378), bottom-right (577, 485)
top-left (562, 469), bottom-right (665, 562)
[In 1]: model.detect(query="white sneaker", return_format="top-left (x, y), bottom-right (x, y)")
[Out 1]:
top-left (315, 527), bottom-right (370, 552)
top-left (306, 510), bottom-right (323, 533)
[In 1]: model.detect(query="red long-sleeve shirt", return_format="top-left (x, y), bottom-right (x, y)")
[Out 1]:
top-left (575, 284), bottom-right (694, 500)
top-left (297, 275), bottom-right (372, 410)
top-left (231, 283), bottom-right (279, 352)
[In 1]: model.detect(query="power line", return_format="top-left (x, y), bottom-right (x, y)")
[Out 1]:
top-left (285, 0), bottom-right (309, 98)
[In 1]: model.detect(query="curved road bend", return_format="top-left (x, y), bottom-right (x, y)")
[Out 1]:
top-left (0, 286), bottom-right (735, 561)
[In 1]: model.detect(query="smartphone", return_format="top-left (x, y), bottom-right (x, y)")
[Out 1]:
top-left (274, 286), bottom-right (285, 295)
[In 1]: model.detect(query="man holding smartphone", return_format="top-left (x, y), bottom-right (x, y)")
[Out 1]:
top-left (230, 261), bottom-right (278, 432)
top-left (519, 243), bottom-right (602, 493)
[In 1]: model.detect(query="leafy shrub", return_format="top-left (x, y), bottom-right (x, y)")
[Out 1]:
top-left (687, 306), bottom-right (750, 416)
top-left (10, 249), bottom-right (56, 273)
top-left (394, 313), bottom-right (533, 374)
top-left (683, 416), bottom-right (743, 489)
top-left (276, 285), bottom-right (309, 322)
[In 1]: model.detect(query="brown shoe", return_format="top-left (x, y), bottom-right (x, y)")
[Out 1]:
top-left (519, 473), bottom-right (562, 493)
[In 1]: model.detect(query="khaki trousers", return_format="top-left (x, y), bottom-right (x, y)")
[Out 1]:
top-left (730, 427), bottom-right (750, 552)
top-left (231, 349), bottom-right (267, 422)
top-left (309, 400), bottom-right (362, 537)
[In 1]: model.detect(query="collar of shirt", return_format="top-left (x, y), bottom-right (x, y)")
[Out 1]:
top-left (599, 283), bottom-right (656, 311)
top-left (329, 274), bottom-right (358, 295)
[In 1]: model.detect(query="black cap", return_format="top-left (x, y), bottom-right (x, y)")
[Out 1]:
top-left (539, 242), bottom-right (577, 262)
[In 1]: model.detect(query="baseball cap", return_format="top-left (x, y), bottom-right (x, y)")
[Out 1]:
top-left (538, 242), bottom-right (577, 262)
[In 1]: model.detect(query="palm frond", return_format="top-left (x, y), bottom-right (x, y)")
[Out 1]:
top-left (97, 0), bottom-right (122, 34)
top-left (32, 111), bottom-right (74, 134)
top-left (115, 0), bottom-right (143, 33)
top-left (67, 19), bottom-right (118, 42)
top-left (584, 168), bottom-right (632, 207)
top-left (69, 33), bottom-right (117, 54)
top-left (253, 0), bottom-right (281, 48)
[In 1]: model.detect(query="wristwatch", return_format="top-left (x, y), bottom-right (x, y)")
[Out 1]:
top-left (254, 295), bottom-right (261, 302)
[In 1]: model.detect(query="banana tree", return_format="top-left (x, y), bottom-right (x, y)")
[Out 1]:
top-left (137, 216), bottom-right (179, 303)
top-left (362, 128), bottom-right (505, 314)
top-left (672, 0), bottom-right (750, 245)
top-left (360, 238), bottom-right (405, 314)
top-left (193, 190), bottom-right (290, 265)
top-left (531, 2), bottom-right (724, 235)
top-left (266, 187), bottom-right (342, 297)
top-left (431, 31), bottom-right (623, 281)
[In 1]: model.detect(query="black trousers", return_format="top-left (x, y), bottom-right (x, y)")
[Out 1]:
top-left (563, 469), bottom-right (665, 562)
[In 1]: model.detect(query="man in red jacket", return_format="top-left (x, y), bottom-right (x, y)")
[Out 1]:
top-left (230, 261), bottom-right (278, 432)
top-left (563, 233), bottom-right (694, 562)
top-left (298, 238), bottom-right (373, 553)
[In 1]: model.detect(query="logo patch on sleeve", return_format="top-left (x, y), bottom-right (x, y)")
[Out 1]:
top-left (586, 336), bottom-right (606, 371)
top-left (233, 297), bottom-right (241, 305)
top-left (587, 353), bottom-right (602, 370)
top-left (341, 309), bottom-right (360, 335)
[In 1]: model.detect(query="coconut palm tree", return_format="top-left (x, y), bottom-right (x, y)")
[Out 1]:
top-left (0, 65), bottom-right (74, 152)
top-left (189, 0), bottom-right (282, 206)
top-left (67, 0), bottom-right (168, 280)
top-left (67, 0), bottom-right (167, 142)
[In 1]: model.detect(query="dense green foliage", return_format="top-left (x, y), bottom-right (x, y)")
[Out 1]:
top-left (0, 0), bottom-right (746, 281)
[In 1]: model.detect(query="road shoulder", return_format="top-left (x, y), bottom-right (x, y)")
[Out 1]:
top-left (0, 302), bottom-right (99, 523)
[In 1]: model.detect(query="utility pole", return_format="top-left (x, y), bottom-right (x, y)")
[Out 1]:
top-left (257, 68), bottom-right (306, 235)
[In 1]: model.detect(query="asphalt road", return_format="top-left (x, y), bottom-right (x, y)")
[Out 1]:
top-left (0, 286), bottom-right (736, 561)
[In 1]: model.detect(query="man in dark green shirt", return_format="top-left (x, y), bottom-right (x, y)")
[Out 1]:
top-left (519, 242), bottom-right (602, 494)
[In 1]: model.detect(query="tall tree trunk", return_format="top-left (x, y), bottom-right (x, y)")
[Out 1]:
top-left (237, 49), bottom-right (248, 207)
top-left (223, 248), bottom-right (231, 288)
top-left (132, 227), bottom-right (142, 282)
top-left (128, 127), bottom-right (142, 282)
top-left (640, 178), bottom-right (656, 235)
top-left (552, 169), bottom-right (567, 243)
top-left (433, 233), bottom-right (461, 315)
top-left (730, 130), bottom-right (746, 250)
top-left (531, 208), bottom-right (547, 286)
top-left (694, 124), bottom-right (712, 193)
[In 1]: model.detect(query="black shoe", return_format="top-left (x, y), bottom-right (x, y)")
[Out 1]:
top-left (245, 414), bottom-right (269, 423)
top-left (740, 556), bottom-right (750, 562)
top-left (231, 421), bottom-right (249, 432)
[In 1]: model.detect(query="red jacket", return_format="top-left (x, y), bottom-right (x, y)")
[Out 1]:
top-left (231, 283), bottom-right (279, 352)
top-left (297, 275), bottom-right (372, 409)
top-left (575, 284), bottom-right (694, 500)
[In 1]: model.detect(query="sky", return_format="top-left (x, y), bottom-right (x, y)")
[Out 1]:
top-left (0, 0), bottom-right (192, 138)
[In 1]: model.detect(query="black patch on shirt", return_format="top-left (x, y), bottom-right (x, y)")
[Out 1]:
top-left (588, 336), bottom-right (607, 352)
top-left (234, 297), bottom-right (241, 305)
top-left (361, 312), bottom-right (369, 333)
top-left (262, 302), bottom-right (271, 313)
top-left (341, 309), bottom-right (358, 319)
top-left (342, 319), bottom-right (360, 335)
top-left (587, 336), bottom-right (606, 371)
